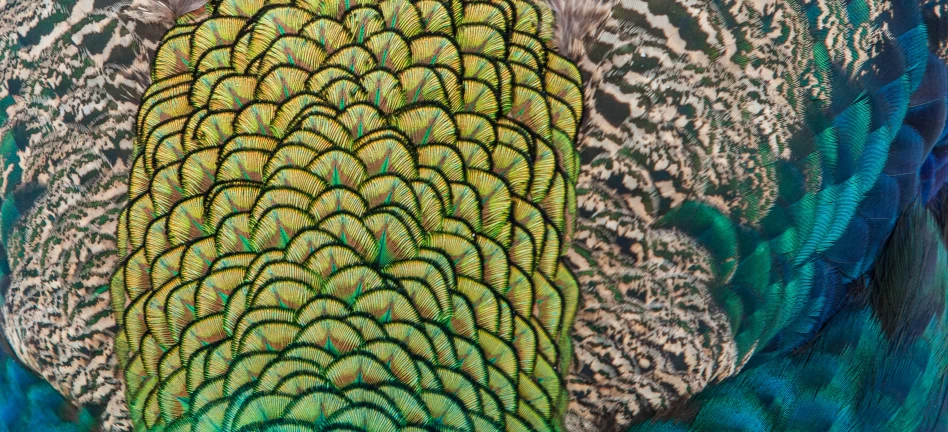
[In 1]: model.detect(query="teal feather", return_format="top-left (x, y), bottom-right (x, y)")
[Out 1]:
top-left (7, 0), bottom-right (948, 430)
top-left (550, 0), bottom-right (948, 426)
top-left (635, 203), bottom-right (948, 432)
top-left (0, 199), bottom-right (18, 247)
top-left (0, 341), bottom-right (98, 431)
top-left (656, 0), bottom-right (938, 365)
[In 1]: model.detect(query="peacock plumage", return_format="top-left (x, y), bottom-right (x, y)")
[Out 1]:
top-left (0, 338), bottom-right (99, 432)
top-left (110, 0), bottom-right (582, 430)
top-left (2, 0), bottom-right (948, 430)
top-left (565, 0), bottom-right (948, 428)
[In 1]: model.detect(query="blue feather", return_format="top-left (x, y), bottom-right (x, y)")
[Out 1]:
top-left (635, 201), bottom-right (948, 431)
top-left (0, 347), bottom-right (97, 431)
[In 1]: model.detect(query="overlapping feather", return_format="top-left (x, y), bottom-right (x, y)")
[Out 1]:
top-left (112, 0), bottom-right (583, 430)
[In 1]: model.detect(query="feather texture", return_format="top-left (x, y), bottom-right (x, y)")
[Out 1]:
top-left (0, 0), bottom-right (176, 429)
top-left (632, 200), bottom-right (948, 431)
top-left (129, 0), bottom-right (210, 26)
top-left (4, 0), bottom-right (948, 430)
top-left (111, 0), bottom-right (583, 430)
top-left (557, 0), bottom-right (948, 428)
top-left (0, 343), bottom-right (99, 432)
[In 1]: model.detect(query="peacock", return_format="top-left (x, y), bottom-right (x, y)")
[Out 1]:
top-left (3, 0), bottom-right (948, 430)
top-left (111, 0), bottom-right (583, 430)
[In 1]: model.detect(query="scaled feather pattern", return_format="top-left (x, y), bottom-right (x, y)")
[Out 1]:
top-left (111, 0), bottom-right (583, 430)
top-left (3, 0), bottom-right (948, 431)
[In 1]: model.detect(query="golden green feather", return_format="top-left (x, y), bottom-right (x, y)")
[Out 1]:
top-left (111, 0), bottom-right (583, 430)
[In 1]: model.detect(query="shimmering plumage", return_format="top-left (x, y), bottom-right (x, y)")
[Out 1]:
top-left (3, 0), bottom-right (948, 431)
top-left (563, 0), bottom-right (948, 429)
top-left (110, 0), bottom-right (583, 430)
top-left (0, 0), bottom-right (173, 429)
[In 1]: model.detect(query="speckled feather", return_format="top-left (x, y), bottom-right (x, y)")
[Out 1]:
top-left (4, 0), bottom-right (948, 431)
top-left (557, 0), bottom-right (948, 429)
top-left (0, 0), bottom-right (181, 429)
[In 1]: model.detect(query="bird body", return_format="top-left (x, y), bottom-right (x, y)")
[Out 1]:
top-left (110, 0), bottom-right (583, 430)
top-left (563, 0), bottom-right (948, 427)
top-left (2, 0), bottom-right (948, 431)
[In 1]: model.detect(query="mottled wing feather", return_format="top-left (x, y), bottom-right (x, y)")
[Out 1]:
top-left (0, 0), bottom-right (174, 429)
